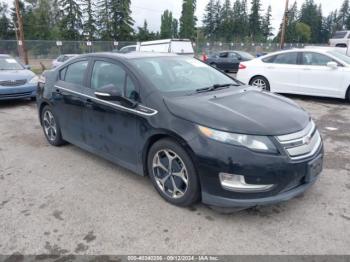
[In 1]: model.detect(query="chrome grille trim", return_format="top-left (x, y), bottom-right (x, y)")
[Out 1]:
top-left (276, 121), bottom-right (322, 160)
top-left (277, 121), bottom-right (315, 143)
top-left (0, 79), bottom-right (27, 86)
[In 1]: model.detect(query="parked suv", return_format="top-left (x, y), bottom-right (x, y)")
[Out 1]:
top-left (329, 30), bottom-right (350, 47)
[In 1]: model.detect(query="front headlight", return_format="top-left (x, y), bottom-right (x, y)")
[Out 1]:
top-left (198, 125), bottom-right (278, 153)
top-left (28, 75), bottom-right (39, 84)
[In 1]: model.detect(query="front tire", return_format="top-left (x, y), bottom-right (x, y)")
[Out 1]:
top-left (41, 106), bottom-right (65, 146)
top-left (250, 76), bottom-right (270, 91)
top-left (147, 138), bottom-right (200, 207)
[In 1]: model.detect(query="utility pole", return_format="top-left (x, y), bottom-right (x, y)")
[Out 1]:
top-left (280, 0), bottom-right (289, 50)
top-left (15, 0), bottom-right (29, 65)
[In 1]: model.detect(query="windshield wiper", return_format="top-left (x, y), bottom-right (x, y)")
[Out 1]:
top-left (195, 83), bottom-right (239, 93)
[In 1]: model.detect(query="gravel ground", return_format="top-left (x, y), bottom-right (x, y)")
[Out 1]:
top-left (0, 95), bottom-right (349, 256)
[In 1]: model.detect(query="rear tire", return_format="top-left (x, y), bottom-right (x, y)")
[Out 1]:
top-left (346, 87), bottom-right (350, 102)
top-left (41, 105), bottom-right (65, 146)
top-left (250, 76), bottom-right (270, 91)
top-left (147, 138), bottom-right (200, 207)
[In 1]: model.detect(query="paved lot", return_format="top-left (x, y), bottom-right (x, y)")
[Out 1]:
top-left (0, 95), bottom-right (349, 256)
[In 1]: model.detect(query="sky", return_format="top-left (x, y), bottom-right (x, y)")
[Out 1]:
top-left (131, 0), bottom-right (344, 35)
top-left (1, 0), bottom-right (344, 36)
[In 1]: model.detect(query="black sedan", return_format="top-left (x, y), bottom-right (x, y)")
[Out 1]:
top-left (37, 52), bottom-right (323, 210)
top-left (205, 50), bottom-right (254, 72)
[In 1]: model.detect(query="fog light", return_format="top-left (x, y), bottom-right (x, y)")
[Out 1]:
top-left (219, 173), bottom-right (275, 193)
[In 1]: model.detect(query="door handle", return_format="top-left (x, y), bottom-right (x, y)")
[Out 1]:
top-left (267, 66), bottom-right (275, 69)
top-left (302, 68), bottom-right (311, 70)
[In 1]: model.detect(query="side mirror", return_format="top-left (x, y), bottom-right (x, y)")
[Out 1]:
top-left (94, 84), bottom-right (138, 108)
top-left (327, 61), bottom-right (338, 69)
top-left (24, 65), bottom-right (31, 70)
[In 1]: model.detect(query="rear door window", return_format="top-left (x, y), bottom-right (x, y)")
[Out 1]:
top-left (64, 60), bottom-right (88, 85)
top-left (271, 52), bottom-right (298, 65)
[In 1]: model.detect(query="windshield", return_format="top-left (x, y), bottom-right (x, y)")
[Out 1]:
top-left (327, 51), bottom-right (350, 65)
top-left (130, 56), bottom-right (239, 93)
top-left (0, 57), bottom-right (24, 70)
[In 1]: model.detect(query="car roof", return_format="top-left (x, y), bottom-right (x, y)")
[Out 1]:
top-left (0, 54), bottom-right (10, 57)
top-left (262, 48), bottom-right (331, 58)
top-left (79, 52), bottom-right (178, 60)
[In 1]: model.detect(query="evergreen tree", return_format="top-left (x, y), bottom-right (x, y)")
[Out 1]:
top-left (96, 0), bottom-right (134, 40)
top-left (136, 20), bottom-right (157, 41)
top-left (82, 0), bottom-right (97, 40)
top-left (202, 0), bottom-right (216, 40)
top-left (160, 10), bottom-right (173, 39)
top-left (0, 2), bottom-right (14, 39)
top-left (96, 0), bottom-right (110, 39)
top-left (339, 0), bottom-right (349, 29)
top-left (232, 0), bottom-right (249, 40)
top-left (299, 0), bottom-right (323, 43)
top-left (33, 0), bottom-right (52, 39)
top-left (261, 5), bottom-right (273, 41)
top-left (220, 0), bottom-right (233, 41)
top-left (109, 0), bottom-right (134, 40)
top-left (249, 0), bottom-right (262, 41)
top-left (213, 0), bottom-right (222, 40)
top-left (172, 19), bottom-right (179, 38)
top-left (57, 0), bottom-right (83, 40)
top-left (179, 0), bottom-right (197, 39)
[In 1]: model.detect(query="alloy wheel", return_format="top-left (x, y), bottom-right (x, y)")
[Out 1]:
top-left (43, 110), bottom-right (57, 142)
top-left (152, 149), bottom-right (189, 199)
top-left (252, 78), bottom-right (267, 90)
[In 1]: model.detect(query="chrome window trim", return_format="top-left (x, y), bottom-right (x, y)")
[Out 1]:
top-left (54, 85), bottom-right (158, 116)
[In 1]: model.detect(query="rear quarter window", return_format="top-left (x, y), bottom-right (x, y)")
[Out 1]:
top-left (262, 55), bottom-right (276, 63)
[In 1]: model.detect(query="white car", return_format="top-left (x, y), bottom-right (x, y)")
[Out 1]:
top-left (52, 54), bottom-right (78, 68)
top-left (236, 48), bottom-right (350, 100)
top-left (329, 31), bottom-right (350, 47)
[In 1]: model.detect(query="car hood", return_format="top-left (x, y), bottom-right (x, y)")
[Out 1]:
top-left (164, 86), bottom-right (310, 136)
top-left (0, 69), bottom-right (35, 81)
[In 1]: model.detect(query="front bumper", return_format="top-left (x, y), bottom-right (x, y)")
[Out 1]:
top-left (0, 84), bottom-right (37, 100)
top-left (188, 136), bottom-right (323, 208)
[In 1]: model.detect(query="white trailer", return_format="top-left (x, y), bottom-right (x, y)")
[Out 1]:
top-left (138, 39), bottom-right (194, 56)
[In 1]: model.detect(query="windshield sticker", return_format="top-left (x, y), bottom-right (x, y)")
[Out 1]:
top-left (6, 59), bottom-right (17, 63)
top-left (186, 59), bottom-right (206, 67)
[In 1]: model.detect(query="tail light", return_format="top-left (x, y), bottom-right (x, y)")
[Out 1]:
top-left (202, 53), bottom-right (208, 62)
top-left (239, 63), bottom-right (246, 70)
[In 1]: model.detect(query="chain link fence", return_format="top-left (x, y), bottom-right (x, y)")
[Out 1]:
top-left (0, 40), bottom-right (328, 71)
